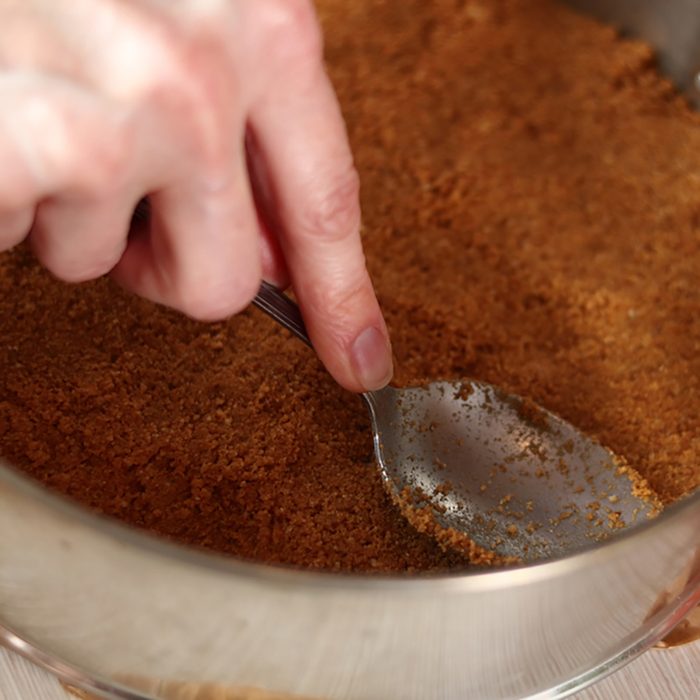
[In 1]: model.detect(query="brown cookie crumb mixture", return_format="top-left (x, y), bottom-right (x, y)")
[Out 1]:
top-left (0, 248), bottom-right (467, 573)
top-left (1, 0), bottom-right (699, 572)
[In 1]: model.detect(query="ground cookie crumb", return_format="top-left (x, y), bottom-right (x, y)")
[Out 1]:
top-left (0, 0), bottom-right (698, 572)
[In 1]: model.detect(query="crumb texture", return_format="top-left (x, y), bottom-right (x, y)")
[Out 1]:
top-left (0, 0), bottom-right (698, 572)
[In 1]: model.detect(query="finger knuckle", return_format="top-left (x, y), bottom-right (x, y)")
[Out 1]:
top-left (103, 6), bottom-right (239, 173)
top-left (92, 8), bottom-right (187, 97)
top-left (154, 35), bottom-right (238, 173)
top-left (257, 0), bottom-right (323, 66)
top-left (59, 262), bottom-right (114, 283)
top-left (41, 251), bottom-right (119, 284)
top-left (0, 209), bottom-right (32, 251)
top-left (297, 166), bottom-right (361, 243)
top-left (176, 269), bottom-right (260, 322)
top-left (304, 265), bottom-right (370, 333)
top-left (80, 127), bottom-right (133, 198)
top-left (32, 210), bottom-right (126, 282)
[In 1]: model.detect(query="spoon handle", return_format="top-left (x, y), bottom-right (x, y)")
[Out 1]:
top-left (132, 199), bottom-right (312, 348)
top-left (252, 281), bottom-right (312, 348)
top-left (255, 282), bottom-right (380, 408)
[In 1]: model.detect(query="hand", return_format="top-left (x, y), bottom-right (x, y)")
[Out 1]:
top-left (0, 0), bottom-right (393, 392)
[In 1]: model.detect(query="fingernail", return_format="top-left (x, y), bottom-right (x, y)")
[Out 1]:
top-left (350, 326), bottom-right (394, 391)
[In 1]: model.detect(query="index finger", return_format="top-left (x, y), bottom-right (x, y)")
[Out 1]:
top-left (247, 44), bottom-right (392, 393)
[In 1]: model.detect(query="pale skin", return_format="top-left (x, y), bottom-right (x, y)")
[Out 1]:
top-left (0, 0), bottom-right (394, 392)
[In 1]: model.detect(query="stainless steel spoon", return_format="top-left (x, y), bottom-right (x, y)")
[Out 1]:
top-left (132, 196), bottom-right (657, 561)
top-left (563, 0), bottom-right (700, 108)
top-left (254, 282), bottom-right (659, 563)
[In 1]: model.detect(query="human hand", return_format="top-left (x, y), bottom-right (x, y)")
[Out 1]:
top-left (0, 0), bottom-right (393, 392)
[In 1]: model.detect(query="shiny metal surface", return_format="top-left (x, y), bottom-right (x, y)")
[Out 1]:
top-left (255, 282), bottom-right (653, 561)
top-left (563, 0), bottom-right (700, 105)
top-left (0, 468), bottom-right (697, 700)
top-left (369, 381), bottom-right (656, 561)
top-left (0, 1), bottom-right (699, 698)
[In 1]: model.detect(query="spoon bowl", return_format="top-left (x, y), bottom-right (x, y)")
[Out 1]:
top-left (366, 381), bottom-right (658, 562)
top-left (254, 281), bottom-right (659, 562)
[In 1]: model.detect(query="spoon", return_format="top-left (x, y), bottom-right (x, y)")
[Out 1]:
top-left (131, 198), bottom-right (658, 562)
top-left (254, 282), bottom-right (659, 564)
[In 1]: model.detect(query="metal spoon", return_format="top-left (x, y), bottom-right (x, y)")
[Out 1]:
top-left (563, 0), bottom-right (700, 108)
top-left (254, 282), bottom-right (659, 564)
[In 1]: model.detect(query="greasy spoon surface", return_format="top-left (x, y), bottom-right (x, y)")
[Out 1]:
top-left (0, 0), bottom-right (699, 572)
